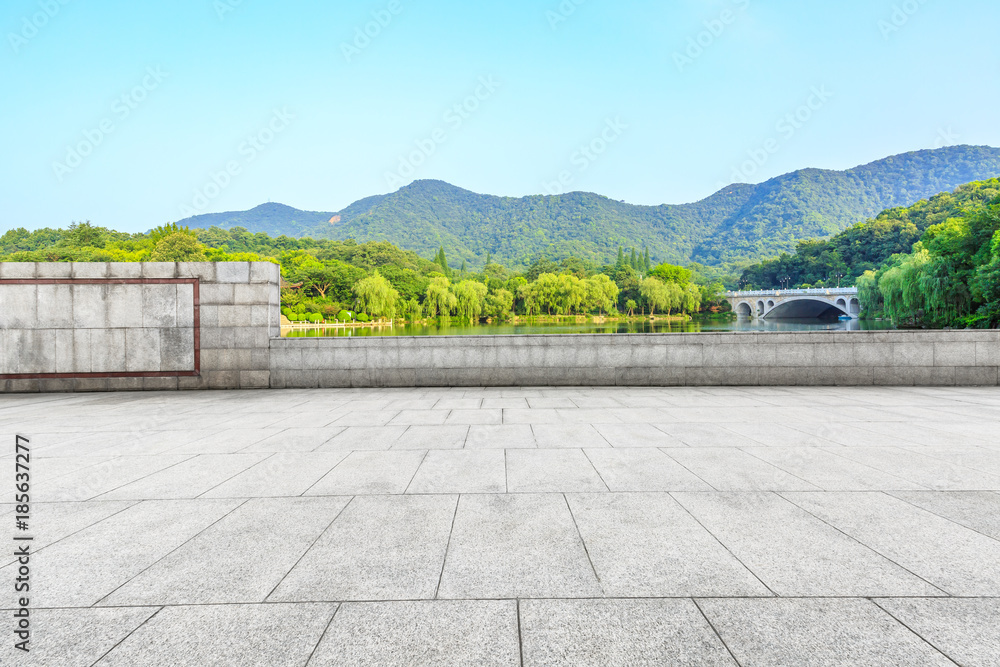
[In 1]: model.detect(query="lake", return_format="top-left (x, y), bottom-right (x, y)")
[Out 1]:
top-left (282, 317), bottom-right (896, 338)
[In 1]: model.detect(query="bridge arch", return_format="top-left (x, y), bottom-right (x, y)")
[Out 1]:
top-left (736, 302), bottom-right (753, 316)
top-left (764, 296), bottom-right (850, 320)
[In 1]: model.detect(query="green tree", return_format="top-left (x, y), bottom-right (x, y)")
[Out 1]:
top-left (353, 271), bottom-right (400, 319)
top-left (640, 277), bottom-right (670, 315)
top-left (149, 233), bottom-right (208, 261)
top-left (452, 280), bottom-right (488, 320)
top-left (425, 275), bottom-right (457, 316)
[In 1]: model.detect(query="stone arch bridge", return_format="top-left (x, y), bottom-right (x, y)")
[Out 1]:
top-left (724, 288), bottom-right (860, 319)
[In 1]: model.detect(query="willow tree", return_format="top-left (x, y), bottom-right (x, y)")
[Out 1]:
top-left (353, 271), bottom-right (399, 319)
top-left (452, 280), bottom-right (488, 320)
top-left (424, 276), bottom-right (457, 317)
top-left (640, 277), bottom-right (670, 315)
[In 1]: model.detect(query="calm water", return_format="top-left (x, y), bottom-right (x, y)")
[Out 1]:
top-left (283, 317), bottom-right (896, 338)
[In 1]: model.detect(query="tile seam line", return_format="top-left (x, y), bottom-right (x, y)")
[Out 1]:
top-left (561, 493), bottom-right (605, 596)
top-left (87, 605), bottom-right (164, 667)
top-left (0, 500), bottom-right (141, 567)
top-left (194, 452), bottom-right (279, 499)
top-left (433, 495), bottom-right (462, 600)
top-left (82, 454), bottom-right (201, 502)
top-left (666, 492), bottom-right (777, 597)
top-left (263, 495), bottom-right (357, 602)
top-left (91, 497), bottom-right (252, 607)
top-left (815, 446), bottom-right (935, 490)
top-left (774, 491), bottom-right (952, 597)
top-left (302, 603), bottom-right (342, 667)
top-left (882, 491), bottom-right (1000, 547)
top-left (734, 446), bottom-right (831, 491)
top-left (580, 448), bottom-right (612, 492)
top-left (13, 595), bottom-right (998, 613)
top-left (868, 598), bottom-right (962, 666)
top-left (692, 598), bottom-right (744, 667)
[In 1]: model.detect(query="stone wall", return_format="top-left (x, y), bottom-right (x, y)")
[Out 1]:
top-left (269, 331), bottom-right (1000, 388)
top-left (0, 262), bottom-right (279, 392)
top-left (2, 263), bottom-right (998, 391)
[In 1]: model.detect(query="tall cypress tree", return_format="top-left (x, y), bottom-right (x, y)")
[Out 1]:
top-left (643, 247), bottom-right (650, 272)
top-left (616, 247), bottom-right (625, 267)
top-left (630, 247), bottom-right (638, 270)
top-left (485, 251), bottom-right (491, 267)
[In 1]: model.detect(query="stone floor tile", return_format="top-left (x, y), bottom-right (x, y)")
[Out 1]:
top-left (594, 423), bottom-right (681, 448)
top-left (329, 410), bottom-right (400, 426)
top-left (719, 422), bottom-right (839, 447)
top-left (699, 598), bottom-right (955, 667)
top-left (406, 450), bottom-right (507, 494)
top-left (444, 408), bottom-right (503, 425)
top-left (388, 409), bottom-right (451, 425)
top-left (305, 450), bottom-right (426, 495)
top-left (1, 499), bottom-right (241, 607)
top-left (506, 449), bottom-right (608, 493)
top-left (888, 490), bottom-right (1000, 540)
top-left (97, 453), bottom-right (269, 500)
top-left (874, 598), bottom-right (1000, 667)
top-left (466, 424), bottom-right (536, 449)
top-left (437, 494), bottom-right (602, 599)
top-left (6, 607), bottom-right (156, 667)
top-left (672, 492), bottom-right (941, 597)
top-left (102, 497), bottom-right (350, 605)
top-left (269, 495), bottom-right (456, 601)
top-left (568, 493), bottom-right (770, 596)
top-left (167, 427), bottom-right (285, 454)
top-left (240, 427), bottom-right (345, 452)
top-left (98, 603), bottom-right (337, 667)
top-left (200, 452), bottom-right (349, 498)
top-left (743, 447), bottom-right (925, 491)
top-left (0, 501), bottom-right (134, 560)
top-left (35, 454), bottom-right (194, 501)
top-left (665, 449), bottom-right (822, 491)
top-left (655, 423), bottom-right (760, 447)
top-left (531, 423), bottom-right (611, 448)
top-left (311, 600), bottom-right (519, 666)
top-left (786, 491), bottom-right (1000, 595)
top-left (826, 446), bottom-right (1000, 490)
top-left (521, 599), bottom-right (738, 667)
top-left (317, 425), bottom-right (408, 451)
top-left (392, 425), bottom-right (470, 449)
top-left (584, 449), bottom-right (713, 492)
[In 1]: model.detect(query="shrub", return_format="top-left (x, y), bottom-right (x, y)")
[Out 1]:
top-left (308, 313), bottom-right (323, 323)
top-left (337, 310), bottom-right (352, 322)
top-left (356, 313), bottom-right (371, 322)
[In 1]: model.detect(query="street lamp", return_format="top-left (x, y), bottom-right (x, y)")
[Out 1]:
top-left (834, 273), bottom-right (844, 288)
top-left (779, 275), bottom-right (791, 291)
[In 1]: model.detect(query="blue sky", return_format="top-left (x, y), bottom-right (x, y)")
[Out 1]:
top-left (2, 0), bottom-right (998, 233)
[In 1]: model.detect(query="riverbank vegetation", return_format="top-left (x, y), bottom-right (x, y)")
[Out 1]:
top-left (737, 179), bottom-right (1000, 328)
top-left (0, 223), bottom-right (729, 325)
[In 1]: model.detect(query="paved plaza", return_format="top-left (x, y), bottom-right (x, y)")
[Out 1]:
top-left (3, 385), bottom-right (1000, 666)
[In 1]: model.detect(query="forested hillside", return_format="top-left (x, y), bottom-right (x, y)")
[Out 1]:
top-left (739, 179), bottom-right (1000, 288)
top-left (178, 145), bottom-right (1000, 269)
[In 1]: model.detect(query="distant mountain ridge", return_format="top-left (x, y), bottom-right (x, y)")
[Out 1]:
top-left (177, 145), bottom-right (1000, 268)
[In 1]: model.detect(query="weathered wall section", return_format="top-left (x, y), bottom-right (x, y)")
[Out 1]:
top-left (0, 262), bottom-right (279, 392)
top-left (269, 331), bottom-right (1000, 388)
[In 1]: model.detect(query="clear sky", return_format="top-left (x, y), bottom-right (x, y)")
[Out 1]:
top-left (3, 0), bottom-right (999, 233)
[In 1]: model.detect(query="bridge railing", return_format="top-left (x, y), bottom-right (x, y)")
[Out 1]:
top-left (724, 288), bottom-right (858, 298)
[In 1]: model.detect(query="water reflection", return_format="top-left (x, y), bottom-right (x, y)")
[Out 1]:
top-left (283, 316), bottom-right (895, 338)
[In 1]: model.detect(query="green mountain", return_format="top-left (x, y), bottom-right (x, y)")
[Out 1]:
top-left (177, 145), bottom-right (1000, 268)
top-left (739, 178), bottom-right (1000, 289)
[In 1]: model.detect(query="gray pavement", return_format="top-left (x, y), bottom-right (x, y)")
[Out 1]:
top-left (2, 385), bottom-right (1000, 666)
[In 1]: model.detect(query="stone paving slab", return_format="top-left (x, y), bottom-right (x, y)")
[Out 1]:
top-left (1, 386), bottom-right (998, 664)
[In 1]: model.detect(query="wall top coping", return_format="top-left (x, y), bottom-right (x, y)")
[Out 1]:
top-left (270, 330), bottom-right (1000, 348)
top-left (0, 262), bottom-right (279, 283)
